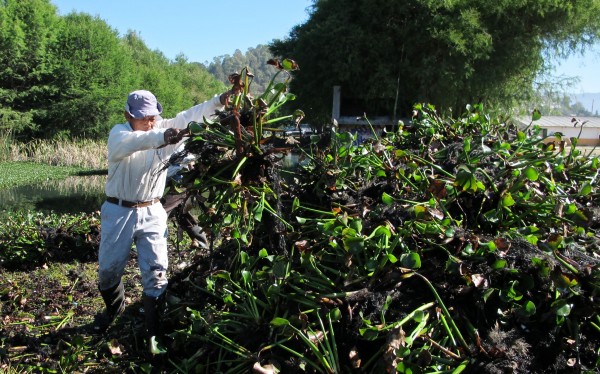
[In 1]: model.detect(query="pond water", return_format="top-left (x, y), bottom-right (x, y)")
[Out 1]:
top-left (0, 175), bottom-right (106, 215)
top-left (0, 153), bottom-right (304, 216)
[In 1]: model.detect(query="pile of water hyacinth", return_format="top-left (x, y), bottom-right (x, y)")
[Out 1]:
top-left (155, 61), bottom-right (600, 373)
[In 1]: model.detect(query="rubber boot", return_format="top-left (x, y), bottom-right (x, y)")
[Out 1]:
top-left (93, 281), bottom-right (125, 333)
top-left (142, 292), bottom-right (167, 355)
top-left (179, 212), bottom-right (208, 249)
top-left (188, 226), bottom-right (209, 249)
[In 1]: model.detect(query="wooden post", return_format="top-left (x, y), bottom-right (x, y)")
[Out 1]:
top-left (332, 85), bottom-right (341, 122)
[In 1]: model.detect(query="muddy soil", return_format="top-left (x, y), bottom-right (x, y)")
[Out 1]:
top-left (0, 226), bottom-right (203, 373)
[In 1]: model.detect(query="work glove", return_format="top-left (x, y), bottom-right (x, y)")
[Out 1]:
top-left (163, 128), bottom-right (187, 145)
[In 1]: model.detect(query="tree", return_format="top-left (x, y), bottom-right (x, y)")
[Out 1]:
top-left (0, 0), bottom-right (60, 135)
top-left (270, 0), bottom-right (600, 124)
top-left (171, 54), bottom-right (227, 107)
top-left (204, 45), bottom-right (284, 94)
top-left (514, 82), bottom-right (596, 117)
top-left (44, 12), bottom-right (135, 138)
top-left (0, 0), bottom-right (226, 140)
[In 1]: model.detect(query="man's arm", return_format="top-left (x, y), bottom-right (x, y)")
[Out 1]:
top-left (159, 95), bottom-right (225, 131)
top-left (107, 124), bottom-right (165, 162)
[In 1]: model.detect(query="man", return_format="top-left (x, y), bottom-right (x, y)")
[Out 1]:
top-left (95, 89), bottom-right (231, 354)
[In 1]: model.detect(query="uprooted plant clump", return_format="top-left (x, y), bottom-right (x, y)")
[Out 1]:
top-left (153, 65), bottom-right (600, 373)
top-left (1, 61), bottom-right (599, 373)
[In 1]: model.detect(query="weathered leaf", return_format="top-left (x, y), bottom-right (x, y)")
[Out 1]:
top-left (188, 121), bottom-right (203, 134)
top-left (522, 300), bottom-right (536, 317)
top-left (455, 167), bottom-right (480, 192)
top-left (494, 237), bottom-right (511, 252)
top-left (553, 300), bottom-right (571, 317)
top-left (413, 310), bottom-right (425, 322)
top-left (253, 204), bottom-right (263, 221)
top-left (464, 137), bottom-right (471, 152)
top-left (427, 179), bottom-right (447, 199)
top-left (414, 205), bottom-right (427, 218)
top-left (343, 236), bottom-right (365, 254)
top-left (108, 339), bottom-right (123, 355)
top-left (281, 58), bottom-right (299, 71)
top-left (148, 336), bottom-right (165, 355)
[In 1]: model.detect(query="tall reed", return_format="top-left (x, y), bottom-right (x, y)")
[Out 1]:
top-left (0, 130), bottom-right (18, 162)
top-left (0, 132), bottom-right (107, 169)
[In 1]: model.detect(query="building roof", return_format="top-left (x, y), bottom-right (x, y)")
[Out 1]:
top-left (516, 116), bottom-right (600, 128)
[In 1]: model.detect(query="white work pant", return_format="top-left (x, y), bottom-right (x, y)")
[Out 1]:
top-left (98, 201), bottom-right (169, 298)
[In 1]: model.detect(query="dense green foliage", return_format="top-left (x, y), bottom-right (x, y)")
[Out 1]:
top-left (0, 0), bottom-right (59, 135)
top-left (162, 101), bottom-right (600, 372)
top-left (0, 161), bottom-right (85, 189)
top-left (0, 210), bottom-right (99, 269)
top-left (3, 0), bottom-right (598, 140)
top-left (0, 0), bottom-right (226, 140)
top-left (270, 0), bottom-right (600, 123)
top-left (127, 65), bottom-right (599, 372)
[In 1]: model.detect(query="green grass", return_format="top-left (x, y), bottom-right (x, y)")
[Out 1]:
top-left (0, 162), bottom-right (86, 189)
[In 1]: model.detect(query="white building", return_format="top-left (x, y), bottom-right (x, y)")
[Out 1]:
top-left (516, 116), bottom-right (600, 146)
top-left (331, 85), bottom-right (600, 147)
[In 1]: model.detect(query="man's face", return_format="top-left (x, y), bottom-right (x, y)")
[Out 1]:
top-left (128, 115), bottom-right (158, 131)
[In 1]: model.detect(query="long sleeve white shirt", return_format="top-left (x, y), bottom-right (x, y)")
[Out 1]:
top-left (105, 95), bottom-right (222, 202)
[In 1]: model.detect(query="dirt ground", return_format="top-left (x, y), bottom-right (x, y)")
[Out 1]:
top-left (0, 224), bottom-right (201, 373)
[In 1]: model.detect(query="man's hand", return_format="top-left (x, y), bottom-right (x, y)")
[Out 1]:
top-left (158, 128), bottom-right (191, 148)
top-left (164, 128), bottom-right (181, 145)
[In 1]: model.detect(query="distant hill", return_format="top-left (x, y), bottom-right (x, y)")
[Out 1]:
top-left (571, 93), bottom-right (600, 115)
top-left (202, 44), bottom-right (283, 95)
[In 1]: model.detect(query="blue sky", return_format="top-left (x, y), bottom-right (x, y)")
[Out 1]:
top-left (51, 0), bottom-right (600, 93)
top-left (51, 0), bottom-right (313, 64)
top-left (551, 47), bottom-right (600, 94)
